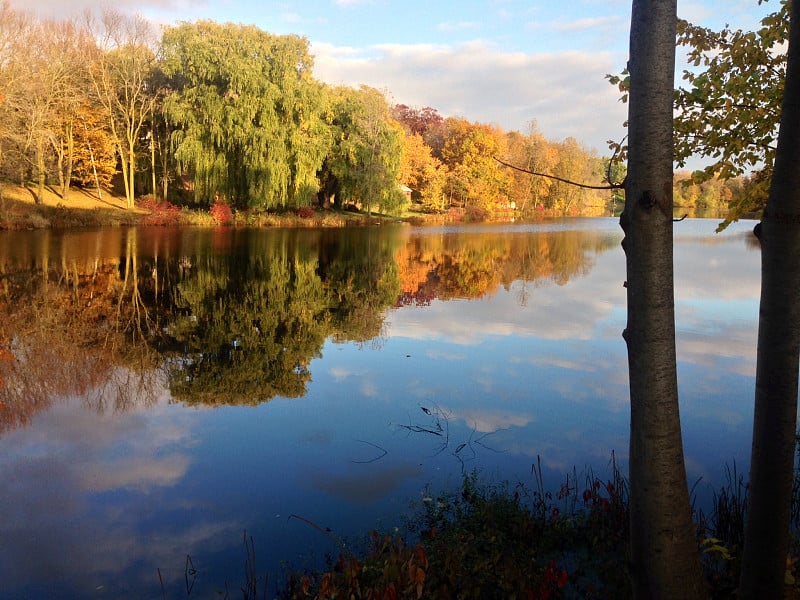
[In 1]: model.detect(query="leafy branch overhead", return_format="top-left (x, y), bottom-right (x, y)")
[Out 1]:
top-left (607, 0), bottom-right (789, 228)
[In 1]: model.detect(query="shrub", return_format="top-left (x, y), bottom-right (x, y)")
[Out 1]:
top-left (295, 205), bottom-right (316, 219)
top-left (137, 196), bottom-right (181, 226)
top-left (283, 534), bottom-right (428, 600)
top-left (464, 205), bottom-right (489, 222)
top-left (209, 197), bottom-right (233, 225)
top-left (24, 212), bottom-right (51, 229)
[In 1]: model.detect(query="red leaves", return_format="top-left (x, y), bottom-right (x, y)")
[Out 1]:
top-left (287, 536), bottom-right (428, 599)
top-left (137, 197), bottom-right (181, 226)
top-left (531, 560), bottom-right (569, 600)
top-left (209, 197), bottom-right (232, 225)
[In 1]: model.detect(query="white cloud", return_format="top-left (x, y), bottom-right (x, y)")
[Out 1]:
top-left (9, 0), bottom-right (206, 20)
top-left (334, 0), bottom-right (372, 7)
top-left (445, 407), bottom-right (534, 433)
top-left (360, 379), bottom-right (379, 397)
top-left (329, 366), bottom-right (353, 381)
top-left (424, 349), bottom-right (466, 361)
top-left (81, 453), bottom-right (190, 491)
top-left (548, 15), bottom-right (624, 33)
top-left (311, 39), bottom-right (626, 153)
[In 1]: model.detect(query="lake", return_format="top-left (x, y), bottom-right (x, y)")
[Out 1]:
top-left (0, 218), bottom-right (761, 599)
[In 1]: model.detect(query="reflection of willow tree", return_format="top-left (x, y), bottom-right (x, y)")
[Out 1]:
top-left (0, 246), bottom-right (162, 434)
top-left (320, 228), bottom-right (402, 344)
top-left (396, 230), bottom-right (617, 303)
top-left (165, 228), bottom-right (402, 403)
top-left (166, 254), bottom-right (331, 405)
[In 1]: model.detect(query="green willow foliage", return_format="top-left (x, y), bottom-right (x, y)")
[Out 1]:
top-left (320, 85), bottom-right (405, 215)
top-left (160, 21), bottom-right (329, 209)
top-left (168, 254), bottom-right (331, 404)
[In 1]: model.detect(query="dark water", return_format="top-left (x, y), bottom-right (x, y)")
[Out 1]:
top-left (0, 218), bottom-right (760, 599)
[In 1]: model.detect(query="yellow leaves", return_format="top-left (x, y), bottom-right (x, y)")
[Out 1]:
top-left (668, 1), bottom-right (787, 225)
top-left (700, 537), bottom-right (732, 561)
top-left (786, 554), bottom-right (798, 586)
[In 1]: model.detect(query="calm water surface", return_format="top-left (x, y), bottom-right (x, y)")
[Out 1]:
top-left (0, 218), bottom-right (760, 598)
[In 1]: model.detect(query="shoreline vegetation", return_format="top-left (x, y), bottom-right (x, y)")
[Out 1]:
top-left (0, 182), bottom-right (729, 231)
top-left (0, 182), bottom-right (594, 231)
top-left (214, 453), bottom-right (800, 600)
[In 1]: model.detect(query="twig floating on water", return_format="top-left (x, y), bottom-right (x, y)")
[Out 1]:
top-left (352, 440), bottom-right (388, 463)
top-left (288, 514), bottom-right (346, 551)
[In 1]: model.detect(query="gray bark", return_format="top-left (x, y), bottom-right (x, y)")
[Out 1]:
top-left (622, 1), bottom-right (705, 597)
top-left (739, 1), bottom-right (800, 596)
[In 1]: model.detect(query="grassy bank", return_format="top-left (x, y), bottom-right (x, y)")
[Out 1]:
top-left (0, 183), bottom-right (599, 231)
top-left (0, 183), bottom-right (453, 230)
top-left (278, 462), bottom-right (630, 600)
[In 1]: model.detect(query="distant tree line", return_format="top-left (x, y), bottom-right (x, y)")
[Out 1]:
top-left (672, 170), bottom-right (748, 214)
top-left (0, 2), bottom-right (636, 218)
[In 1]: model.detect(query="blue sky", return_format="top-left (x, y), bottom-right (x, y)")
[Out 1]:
top-left (17, 0), bottom-right (775, 161)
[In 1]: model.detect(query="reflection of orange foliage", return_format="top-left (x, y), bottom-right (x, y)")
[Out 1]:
top-left (0, 345), bottom-right (12, 392)
top-left (394, 238), bottom-right (504, 303)
top-left (394, 230), bottom-right (614, 305)
top-left (396, 245), bottom-right (438, 306)
top-left (0, 257), bottom-right (157, 434)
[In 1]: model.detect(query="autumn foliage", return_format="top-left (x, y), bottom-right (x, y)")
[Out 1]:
top-left (209, 196), bottom-right (233, 225)
top-left (280, 468), bottom-right (630, 599)
top-left (137, 196), bottom-right (182, 226)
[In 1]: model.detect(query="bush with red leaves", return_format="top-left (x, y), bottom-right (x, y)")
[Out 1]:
top-left (137, 196), bottom-right (181, 226)
top-left (210, 198), bottom-right (233, 225)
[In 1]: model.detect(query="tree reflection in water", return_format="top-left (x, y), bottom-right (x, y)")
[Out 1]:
top-left (0, 223), bottom-right (614, 426)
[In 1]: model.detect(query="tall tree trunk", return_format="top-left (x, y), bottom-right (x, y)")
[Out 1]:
top-left (622, 1), bottom-right (706, 597)
top-left (116, 138), bottom-right (134, 210)
top-left (127, 143), bottom-right (136, 209)
top-left (36, 135), bottom-right (46, 205)
top-left (739, 1), bottom-right (800, 596)
top-left (150, 133), bottom-right (156, 199)
top-left (63, 121), bottom-right (74, 202)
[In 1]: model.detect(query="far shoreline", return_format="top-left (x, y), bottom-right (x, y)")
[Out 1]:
top-left (0, 181), bottom-right (726, 232)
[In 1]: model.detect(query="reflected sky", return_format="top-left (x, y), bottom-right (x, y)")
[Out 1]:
top-left (0, 218), bottom-right (762, 598)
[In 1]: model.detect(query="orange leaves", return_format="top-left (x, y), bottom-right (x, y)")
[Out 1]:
top-left (285, 535), bottom-right (428, 599)
top-left (300, 575), bottom-right (311, 595)
top-left (406, 544), bottom-right (428, 599)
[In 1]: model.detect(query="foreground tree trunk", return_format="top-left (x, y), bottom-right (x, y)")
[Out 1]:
top-left (621, 1), bottom-right (705, 597)
top-left (739, 1), bottom-right (800, 597)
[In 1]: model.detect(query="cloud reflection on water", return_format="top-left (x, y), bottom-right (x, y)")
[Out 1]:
top-left (0, 219), bottom-right (764, 597)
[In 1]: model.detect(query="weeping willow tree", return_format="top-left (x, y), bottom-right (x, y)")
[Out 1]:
top-left (318, 85), bottom-right (406, 215)
top-left (159, 21), bottom-right (330, 209)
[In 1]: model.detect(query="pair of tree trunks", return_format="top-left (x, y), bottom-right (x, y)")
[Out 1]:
top-left (622, 0), bottom-right (800, 597)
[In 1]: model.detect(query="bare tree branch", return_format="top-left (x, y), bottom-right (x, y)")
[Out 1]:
top-left (494, 156), bottom-right (623, 190)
